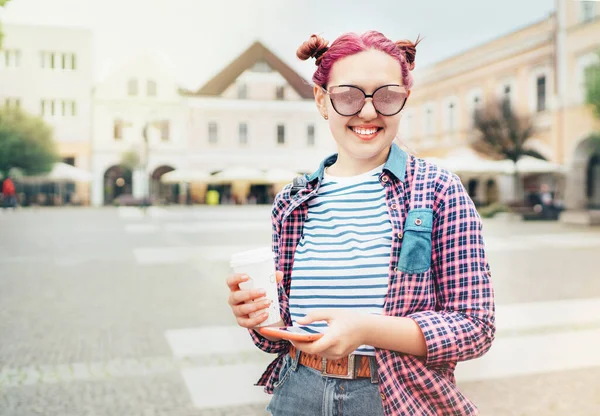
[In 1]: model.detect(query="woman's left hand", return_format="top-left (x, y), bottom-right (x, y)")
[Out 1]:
top-left (292, 310), bottom-right (370, 360)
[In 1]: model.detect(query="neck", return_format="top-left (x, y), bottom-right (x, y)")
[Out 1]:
top-left (327, 146), bottom-right (390, 177)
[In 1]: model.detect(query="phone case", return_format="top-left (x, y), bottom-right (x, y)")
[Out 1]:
top-left (258, 326), bottom-right (324, 342)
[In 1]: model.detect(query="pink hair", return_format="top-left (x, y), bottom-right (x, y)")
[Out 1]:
top-left (302, 31), bottom-right (416, 89)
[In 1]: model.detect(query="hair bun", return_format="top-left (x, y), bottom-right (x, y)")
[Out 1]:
top-left (396, 35), bottom-right (422, 71)
top-left (297, 34), bottom-right (330, 65)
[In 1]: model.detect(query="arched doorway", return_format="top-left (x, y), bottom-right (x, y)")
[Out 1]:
top-left (485, 179), bottom-right (499, 205)
top-left (587, 154), bottom-right (600, 209)
top-left (566, 135), bottom-right (600, 210)
top-left (467, 179), bottom-right (479, 206)
top-left (104, 165), bottom-right (132, 205)
top-left (150, 165), bottom-right (175, 204)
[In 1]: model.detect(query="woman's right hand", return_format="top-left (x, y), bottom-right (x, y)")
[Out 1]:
top-left (226, 271), bottom-right (283, 329)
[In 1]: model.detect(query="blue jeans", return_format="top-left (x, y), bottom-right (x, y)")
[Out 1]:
top-left (266, 353), bottom-right (385, 416)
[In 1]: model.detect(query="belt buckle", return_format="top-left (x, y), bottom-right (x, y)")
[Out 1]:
top-left (321, 355), bottom-right (356, 379)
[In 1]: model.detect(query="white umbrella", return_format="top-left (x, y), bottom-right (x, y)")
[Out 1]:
top-left (207, 167), bottom-right (268, 183)
top-left (508, 157), bottom-right (567, 174)
top-left (21, 162), bottom-right (93, 183)
top-left (264, 168), bottom-right (303, 184)
top-left (161, 169), bottom-right (211, 183)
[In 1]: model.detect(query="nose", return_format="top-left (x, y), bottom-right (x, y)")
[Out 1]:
top-left (358, 98), bottom-right (377, 120)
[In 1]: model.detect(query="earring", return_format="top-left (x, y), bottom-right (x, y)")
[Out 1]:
top-left (323, 114), bottom-right (328, 120)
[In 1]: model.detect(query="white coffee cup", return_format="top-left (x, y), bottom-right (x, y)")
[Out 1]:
top-left (230, 247), bottom-right (280, 327)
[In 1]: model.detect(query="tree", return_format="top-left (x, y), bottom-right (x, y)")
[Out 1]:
top-left (0, 107), bottom-right (59, 179)
top-left (0, 0), bottom-right (13, 49)
top-left (585, 51), bottom-right (600, 119)
top-left (471, 99), bottom-right (546, 202)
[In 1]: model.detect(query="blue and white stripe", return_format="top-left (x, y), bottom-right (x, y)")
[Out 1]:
top-left (289, 166), bottom-right (392, 355)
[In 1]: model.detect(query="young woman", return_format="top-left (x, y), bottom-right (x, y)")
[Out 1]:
top-left (226, 31), bottom-right (495, 415)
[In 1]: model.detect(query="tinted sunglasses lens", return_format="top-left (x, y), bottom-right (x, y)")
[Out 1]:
top-left (373, 86), bottom-right (407, 115)
top-left (329, 86), bottom-right (364, 115)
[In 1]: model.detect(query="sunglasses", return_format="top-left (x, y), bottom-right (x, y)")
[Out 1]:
top-left (322, 84), bottom-right (409, 117)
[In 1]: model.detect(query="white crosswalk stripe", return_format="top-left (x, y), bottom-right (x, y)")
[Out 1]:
top-left (164, 298), bottom-right (600, 410)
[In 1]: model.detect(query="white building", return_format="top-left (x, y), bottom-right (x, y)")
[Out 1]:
top-left (91, 41), bottom-right (334, 206)
top-left (0, 22), bottom-right (94, 201)
top-left (91, 52), bottom-right (189, 206)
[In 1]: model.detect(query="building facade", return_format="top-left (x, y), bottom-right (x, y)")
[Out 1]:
top-left (0, 22), bottom-right (94, 203)
top-left (406, 0), bottom-right (600, 213)
top-left (91, 53), bottom-right (189, 206)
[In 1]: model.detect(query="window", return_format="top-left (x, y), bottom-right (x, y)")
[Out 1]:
top-left (470, 94), bottom-right (482, 127)
top-left (208, 122), bottom-right (218, 144)
top-left (581, 1), bottom-right (596, 23)
top-left (445, 100), bottom-right (457, 132)
top-left (41, 99), bottom-right (56, 117)
top-left (128, 79), bottom-right (138, 96)
top-left (276, 86), bottom-right (285, 100)
top-left (147, 80), bottom-right (157, 96)
top-left (536, 75), bottom-right (546, 112)
top-left (4, 50), bottom-right (21, 68)
top-left (40, 52), bottom-right (75, 70)
top-left (60, 100), bottom-right (76, 116)
top-left (40, 52), bottom-right (56, 69)
top-left (113, 119), bottom-right (124, 140)
top-left (502, 84), bottom-right (512, 112)
top-left (423, 106), bottom-right (435, 136)
top-left (239, 123), bottom-right (248, 145)
top-left (157, 120), bottom-right (169, 141)
top-left (307, 124), bottom-right (315, 146)
top-left (61, 53), bottom-right (76, 70)
top-left (238, 83), bottom-right (247, 99)
top-left (4, 98), bottom-right (20, 109)
top-left (277, 124), bottom-right (285, 145)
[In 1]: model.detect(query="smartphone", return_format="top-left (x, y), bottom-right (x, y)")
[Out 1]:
top-left (258, 326), bottom-right (325, 342)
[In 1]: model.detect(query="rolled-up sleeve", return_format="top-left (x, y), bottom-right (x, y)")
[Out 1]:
top-left (409, 174), bottom-right (496, 366)
top-left (248, 188), bottom-right (290, 354)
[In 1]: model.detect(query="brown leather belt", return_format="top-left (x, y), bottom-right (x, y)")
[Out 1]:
top-left (289, 345), bottom-right (372, 379)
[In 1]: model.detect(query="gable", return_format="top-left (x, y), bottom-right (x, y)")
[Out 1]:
top-left (191, 41), bottom-right (313, 99)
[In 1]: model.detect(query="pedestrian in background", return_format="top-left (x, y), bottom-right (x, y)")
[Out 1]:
top-left (2, 175), bottom-right (17, 210)
top-left (226, 30), bottom-right (495, 415)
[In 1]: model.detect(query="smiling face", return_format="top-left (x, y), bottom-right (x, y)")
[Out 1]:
top-left (314, 48), bottom-right (410, 175)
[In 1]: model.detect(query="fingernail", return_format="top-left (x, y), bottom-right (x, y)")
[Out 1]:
top-left (241, 275), bottom-right (249, 281)
top-left (257, 289), bottom-right (266, 295)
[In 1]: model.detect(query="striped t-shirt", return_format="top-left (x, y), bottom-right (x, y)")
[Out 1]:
top-left (289, 164), bottom-right (392, 356)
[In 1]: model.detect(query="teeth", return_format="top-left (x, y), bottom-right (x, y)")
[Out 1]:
top-left (352, 127), bottom-right (378, 135)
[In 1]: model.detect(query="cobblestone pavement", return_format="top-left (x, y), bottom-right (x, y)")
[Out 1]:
top-left (1, 206), bottom-right (599, 415)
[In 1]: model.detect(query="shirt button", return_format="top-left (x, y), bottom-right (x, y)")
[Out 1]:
top-left (380, 393), bottom-right (386, 400)
top-left (381, 176), bottom-right (389, 183)
top-left (394, 267), bottom-right (399, 273)
top-left (397, 232), bottom-right (403, 239)
top-left (415, 218), bottom-right (423, 226)
top-left (390, 204), bottom-right (398, 210)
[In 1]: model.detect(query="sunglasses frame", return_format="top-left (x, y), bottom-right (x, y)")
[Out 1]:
top-left (321, 84), bottom-right (409, 117)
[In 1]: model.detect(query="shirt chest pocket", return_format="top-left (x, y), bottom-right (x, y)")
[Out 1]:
top-left (398, 208), bottom-right (433, 274)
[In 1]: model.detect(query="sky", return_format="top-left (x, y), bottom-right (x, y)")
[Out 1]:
top-left (1, 0), bottom-right (557, 90)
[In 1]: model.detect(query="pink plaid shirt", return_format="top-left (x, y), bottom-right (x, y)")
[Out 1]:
top-left (249, 144), bottom-right (496, 415)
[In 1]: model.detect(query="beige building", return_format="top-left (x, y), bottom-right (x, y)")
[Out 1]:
top-left (184, 41), bottom-right (334, 204)
top-left (407, 0), bottom-right (600, 219)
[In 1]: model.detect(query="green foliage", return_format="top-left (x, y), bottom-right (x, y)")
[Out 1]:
top-left (120, 150), bottom-right (141, 171)
top-left (478, 202), bottom-right (510, 219)
top-left (0, 107), bottom-right (58, 178)
top-left (585, 52), bottom-right (600, 119)
top-left (0, 0), bottom-right (13, 49)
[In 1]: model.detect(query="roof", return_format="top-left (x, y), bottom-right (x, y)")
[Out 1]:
top-left (188, 41), bottom-right (313, 99)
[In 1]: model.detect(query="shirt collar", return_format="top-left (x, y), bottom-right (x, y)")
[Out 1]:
top-left (307, 142), bottom-right (408, 184)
